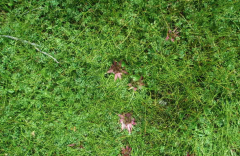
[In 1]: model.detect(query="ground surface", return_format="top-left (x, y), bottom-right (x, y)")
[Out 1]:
top-left (0, 0), bottom-right (239, 155)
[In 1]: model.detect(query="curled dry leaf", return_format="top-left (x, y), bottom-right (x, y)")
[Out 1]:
top-left (118, 113), bottom-right (136, 134)
top-left (107, 61), bottom-right (128, 81)
top-left (121, 146), bottom-right (132, 156)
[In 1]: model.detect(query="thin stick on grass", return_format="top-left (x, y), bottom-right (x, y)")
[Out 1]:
top-left (0, 35), bottom-right (59, 63)
top-left (21, 7), bottom-right (43, 15)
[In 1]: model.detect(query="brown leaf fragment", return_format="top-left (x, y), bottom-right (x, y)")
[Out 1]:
top-left (70, 126), bottom-right (76, 132)
top-left (186, 152), bottom-right (195, 156)
top-left (107, 61), bottom-right (128, 81)
top-left (31, 131), bottom-right (35, 137)
top-left (78, 145), bottom-right (84, 149)
top-left (119, 113), bottom-right (136, 134)
top-left (121, 146), bottom-right (132, 156)
top-left (68, 144), bottom-right (76, 147)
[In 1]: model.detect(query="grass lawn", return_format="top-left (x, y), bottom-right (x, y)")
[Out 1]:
top-left (0, 0), bottom-right (239, 155)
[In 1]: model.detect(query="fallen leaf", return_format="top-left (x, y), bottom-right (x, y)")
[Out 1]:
top-left (121, 146), bottom-right (132, 156)
top-left (118, 113), bottom-right (136, 134)
top-left (166, 28), bottom-right (180, 42)
top-left (107, 61), bottom-right (128, 81)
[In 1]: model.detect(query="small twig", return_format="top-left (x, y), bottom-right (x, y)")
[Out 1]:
top-left (0, 35), bottom-right (59, 63)
top-left (22, 7), bottom-right (43, 15)
top-left (34, 46), bottom-right (59, 63)
top-left (1, 35), bottom-right (39, 47)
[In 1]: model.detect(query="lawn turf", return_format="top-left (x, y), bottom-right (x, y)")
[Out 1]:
top-left (0, 0), bottom-right (239, 155)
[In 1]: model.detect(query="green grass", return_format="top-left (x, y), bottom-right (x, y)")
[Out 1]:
top-left (0, 0), bottom-right (239, 155)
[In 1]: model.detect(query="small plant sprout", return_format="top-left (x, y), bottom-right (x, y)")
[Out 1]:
top-left (121, 146), bottom-right (132, 156)
top-left (118, 113), bottom-right (136, 134)
top-left (107, 61), bottom-right (128, 81)
top-left (128, 76), bottom-right (144, 91)
top-left (166, 28), bottom-right (180, 42)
